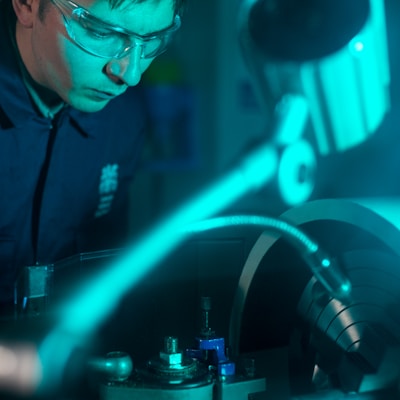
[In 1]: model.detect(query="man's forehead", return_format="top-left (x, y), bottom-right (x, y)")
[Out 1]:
top-left (79, 0), bottom-right (175, 34)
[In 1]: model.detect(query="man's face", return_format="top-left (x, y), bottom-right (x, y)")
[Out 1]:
top-left (22, 0), bottom-right (175, 112)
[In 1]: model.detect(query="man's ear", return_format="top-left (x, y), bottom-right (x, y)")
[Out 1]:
top-left (12, 0), bottom-right (39, 28)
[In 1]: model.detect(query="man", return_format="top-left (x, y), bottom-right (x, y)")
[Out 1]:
top-left (0, 0), bottom-right (184, 308)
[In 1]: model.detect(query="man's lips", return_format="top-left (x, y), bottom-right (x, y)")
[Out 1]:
top-left (90, 89), bottom-right (125, 100)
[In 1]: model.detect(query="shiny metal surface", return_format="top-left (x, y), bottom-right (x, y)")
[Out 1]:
top-left (229, 198), bottom-right (400, 396)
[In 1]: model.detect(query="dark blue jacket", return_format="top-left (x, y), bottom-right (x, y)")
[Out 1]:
top-left (0, 4), bottom-right (146, 303)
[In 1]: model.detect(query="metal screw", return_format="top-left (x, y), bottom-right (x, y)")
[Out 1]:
top-left (164, 336), bottom-right (179, 354)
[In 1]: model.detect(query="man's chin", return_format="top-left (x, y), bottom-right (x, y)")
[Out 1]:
top-left (71, 101), bottom-right (110, 113)
top-left (67, 95), bottom-right (111, 113)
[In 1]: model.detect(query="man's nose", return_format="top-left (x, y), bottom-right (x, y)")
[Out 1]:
top-left (106, 46), bottom-right (145, 87)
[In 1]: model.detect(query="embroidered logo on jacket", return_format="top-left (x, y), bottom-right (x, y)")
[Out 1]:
top-left (95, 164), bottom-right (119, 218)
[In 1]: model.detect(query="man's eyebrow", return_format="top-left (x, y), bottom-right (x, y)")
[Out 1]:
top-left (87, 11), bottom-right (178, 38)
top-left (140, 17), bottom-right (177, 37)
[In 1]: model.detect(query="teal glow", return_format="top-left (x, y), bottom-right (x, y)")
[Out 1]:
top-left (352, 40), bottom-right (364, 52)
top-left (277, 139), bottom-right (316, 206)
top-left (271, 95), bottom-right (315, 206)
top-left (300, 64), bottom-right (330, 154)
top-left (301, 0), bottom-right (390, 155)
top-left (273, 95), bottom-right (308, 145)
top-left (355, 22), bottom-right (388, 134)
top-left (341, 283), bottom-right (351, 293)
top-left (186, 215), bottom-right (318, 253)
top-left (320, 47), bottom-right (366, 152)
top-left (50, 95), bottom-right (327, 341)
top-left (38, 142), bottom-right (279, 392)
top-left (59, 144), bottom-right (276, 335)
top-left (37, 95), bottom-right (324, 392)
top-left (321, 258), bottom-right (331, 268)
top-left (369, 0), bottom-right (390, 88)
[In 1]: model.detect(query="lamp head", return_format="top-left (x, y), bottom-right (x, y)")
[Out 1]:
top-left (240, 0), bottom-right (391, 155)
top-left (248, 0), bottom-right (370, 62)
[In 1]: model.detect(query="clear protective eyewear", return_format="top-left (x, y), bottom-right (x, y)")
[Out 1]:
top-left (51, 0), bottom-right (181, 59)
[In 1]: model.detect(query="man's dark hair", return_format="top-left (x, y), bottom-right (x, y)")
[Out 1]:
top-left (38, 0), bottom-right (185, 20)
top-left (111, 0), bottom-right (186, 14)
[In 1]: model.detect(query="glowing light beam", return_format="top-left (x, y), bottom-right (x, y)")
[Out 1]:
top-left (38, 142), bottom-right (278, 393)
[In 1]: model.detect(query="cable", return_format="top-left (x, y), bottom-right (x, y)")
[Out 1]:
top-left (185, 215), bottom-right (352, 302)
